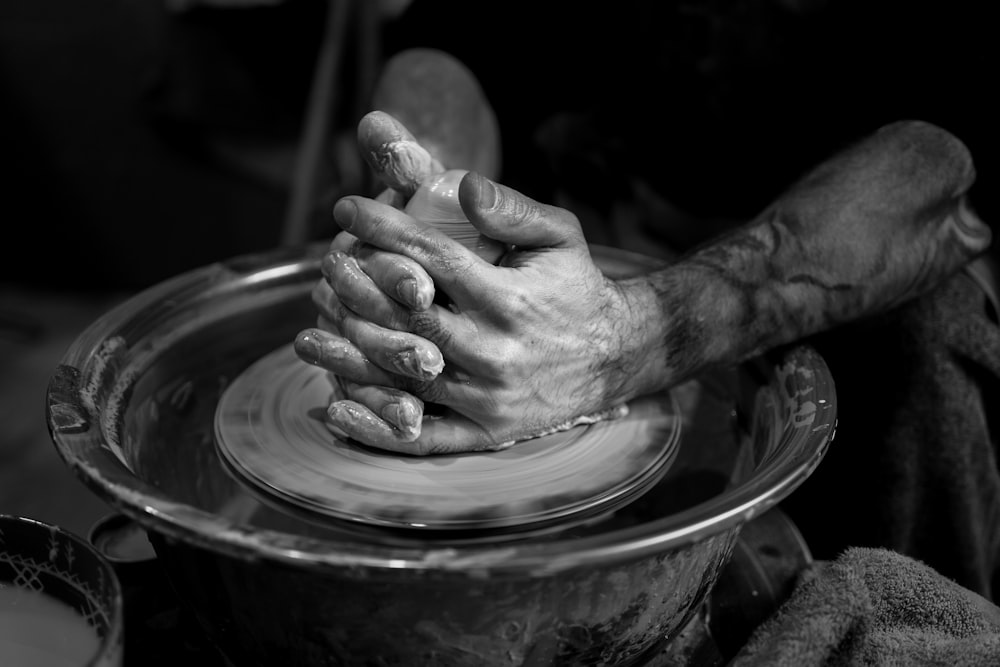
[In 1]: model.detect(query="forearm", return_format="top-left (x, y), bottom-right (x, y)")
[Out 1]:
top-left (612, 121), bottom-right (992, 400)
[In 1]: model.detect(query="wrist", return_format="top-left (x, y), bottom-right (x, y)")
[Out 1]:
top-left (606, 274), bottom-right (687, 401)
top-left (614, 262), bottom-right (749, 399)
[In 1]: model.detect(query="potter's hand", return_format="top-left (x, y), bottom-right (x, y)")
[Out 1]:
top-left (299, 172), bottom-right (654, 454)
top-left (299, 120), bottom-right (992, 455)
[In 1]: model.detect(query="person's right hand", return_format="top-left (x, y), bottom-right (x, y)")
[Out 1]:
top-left (296, 119), bottom-right (993, 456)
top-left (296, 164), bottom-right (662, 454)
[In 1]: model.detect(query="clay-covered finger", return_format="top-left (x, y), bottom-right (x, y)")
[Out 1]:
top-left (327, 404), bottom-right (504, 455)
top-left (314, 279), bottom-right (445, 381)
top-left (310, 280), bottom-right (344, 329)
top-left (338, 381), bottom-right (423, 440)
top-left (333, 197), bottom-right (491, 305)
top-left (293, 328), bottom-right (397, 386)
top-left (314, 266), bottom-right (476, 368)
top-left (324, 401), bottom-right (477, 455)
top-left (327, 234), bottom-right (436, 311)
top-left (351, 245), bottom-right (435, 311)
top-left (312, 279), bottom-right (446, 378)
top-left (326, 400), bottom-right (414, 451)
top-left (336, 307), bottom-right (444, 382)
top-left (325, 248), bottom-right (434, 313)
top-left (357, 110), bottom-right (444, 197)
top-left (322, 251), bottom-right (412, 328)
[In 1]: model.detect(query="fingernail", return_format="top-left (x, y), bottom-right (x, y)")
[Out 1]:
top-left (321, 251), bottom-right (341, 280)
top-left (417, 347), bottom-right (444, 376)
top-left (328, 401), bottom-right (352, 423)
top-left (396, 278), bottom-right (419, 309)
top-left (413, 284), bottom-right (433, 311)
top-left (293, 330), bottom-right (321, 365)
top-left (471, 172), bottom-right (496, 210)
top-left (394, 349), bottom-right (425, 378)
top-left (399, 401), bottom-right (421, 430)
top-left (333, 199), bottom-right (357, 231)
top-left (382, 403), bottom-right (419, 437)
top-left (394, 348), bottom-right (443, 379)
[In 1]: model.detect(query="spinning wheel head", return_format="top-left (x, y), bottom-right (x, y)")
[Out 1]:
top-left (215, 344), bottom-right (681, 535)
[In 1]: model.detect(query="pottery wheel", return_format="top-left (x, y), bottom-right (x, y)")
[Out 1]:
top-left (215, 343), bottom-right (681, 533)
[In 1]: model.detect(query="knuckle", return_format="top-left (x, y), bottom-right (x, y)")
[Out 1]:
top-left (554, 205), bottom-right (582, 231)
top-left (475, 344), bottom-right (511, 378)
top-left (386, 306), bottom-right (412, 332)
top-left (497, 188), bottom-right (542, 226)
top-left (491, 284), bottom-right (531, 319)
top-left (366, 207), bottom-right (394, 236)
top-left (487, 383), bottom-right (521, 418)
top-left (415, 233), bottom-right (472, 276)
top-left (330, 300), bottom-right (351, 328)
top-left (407, 311), bottom-right (453, 349)
top-left (404, 377), bottom-right (443, 404)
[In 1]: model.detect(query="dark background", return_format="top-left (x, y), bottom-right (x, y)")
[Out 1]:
top-left (2, 0), bottom-right (997, 290)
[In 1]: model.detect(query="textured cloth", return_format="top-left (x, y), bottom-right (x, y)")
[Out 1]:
top-left (737, 255), bottom-right (1000, 665)
top-left (782, 256), bottom-right (1000, 600)
top-left (731, 547), bottom-right (1000, 666)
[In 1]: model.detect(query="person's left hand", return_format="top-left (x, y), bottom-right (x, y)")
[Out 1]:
top-left (295, 170), bottom-right (650, 455)
top-left (293, 113), bottom-right (655, 454)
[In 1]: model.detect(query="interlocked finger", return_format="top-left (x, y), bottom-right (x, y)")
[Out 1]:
top-left (293, 328), bottom-right (397, 387)
top-left (321, 252), bottom-right (413, 330)
top-left (334, 197), bottom-right (493, 307)
top-left (328, 298), bottom-right (444, 382)
top-left (338, 380), bottom-right (423, 440)
top-left (348, 245), bottom-right (435, 311)
top-left (326, 235), bottom-right (435, 312)
top-left (327, 402), bottom-right (503, 456)
top-left (311, 280), bottom-right (441, 379)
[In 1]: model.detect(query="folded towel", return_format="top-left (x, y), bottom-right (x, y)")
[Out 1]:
top-left (730, 547), bottom-right (1000, 666)
top-left (782, 254), bottom-right (1000, 600)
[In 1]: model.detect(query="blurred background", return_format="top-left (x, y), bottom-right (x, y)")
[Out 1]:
top-left (1, 0), bottom-right (997, 534)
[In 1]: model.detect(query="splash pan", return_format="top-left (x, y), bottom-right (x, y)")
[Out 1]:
top-left (47, 243), bottom-right (835, 667)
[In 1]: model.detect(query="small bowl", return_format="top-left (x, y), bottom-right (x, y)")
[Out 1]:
top-left (0, 514), bottom-right (124, 667)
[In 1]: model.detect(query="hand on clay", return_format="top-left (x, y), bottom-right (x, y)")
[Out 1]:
top-left (295, 117), bottom-right (994, 456)
top-left (294, 114), bottom-right (653, 454)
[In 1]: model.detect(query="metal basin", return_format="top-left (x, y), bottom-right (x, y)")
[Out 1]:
top-left (47, 243), bottom-right (835, 666)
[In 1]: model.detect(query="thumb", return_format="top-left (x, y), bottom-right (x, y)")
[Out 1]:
top-left (459, 172), bottom-right (586, 249)
top-left (358, 111), bottom-right (445, 197)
